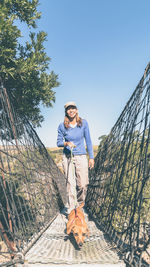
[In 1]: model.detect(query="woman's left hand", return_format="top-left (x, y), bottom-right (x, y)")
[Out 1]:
top-left (89, 159), bottom-right (94, 169)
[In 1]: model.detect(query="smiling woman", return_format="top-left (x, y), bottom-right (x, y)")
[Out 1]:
top-left (57, 101), bottom-right (94, 214)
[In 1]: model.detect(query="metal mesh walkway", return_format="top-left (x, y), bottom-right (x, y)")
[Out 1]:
top-left (24, 212), bottom-right (125, 266)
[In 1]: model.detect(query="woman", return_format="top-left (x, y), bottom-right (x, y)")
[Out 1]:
top-left (57, 101), bottom-right (94, 213)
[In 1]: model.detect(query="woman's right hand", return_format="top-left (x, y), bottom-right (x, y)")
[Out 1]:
top-left (64, 141), bottom-right (76, 148)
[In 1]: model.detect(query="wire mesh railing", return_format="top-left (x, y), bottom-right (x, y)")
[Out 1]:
top-left (86, 63), bottom-right (150, 266)
top-left (0, 83), bottom-right (67, 266)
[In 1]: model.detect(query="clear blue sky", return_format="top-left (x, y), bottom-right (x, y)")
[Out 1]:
top-left (25, 0), bottom-right (150, 147)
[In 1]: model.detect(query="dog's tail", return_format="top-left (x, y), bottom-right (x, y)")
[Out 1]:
top-left (78, 202), bottom-right (84, 209)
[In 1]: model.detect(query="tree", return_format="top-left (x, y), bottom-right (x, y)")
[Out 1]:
top-left (0, 0), bottom-right (60, 127)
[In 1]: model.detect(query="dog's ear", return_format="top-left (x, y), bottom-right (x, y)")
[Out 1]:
top-left (67, 224), bottom-right (74, 235)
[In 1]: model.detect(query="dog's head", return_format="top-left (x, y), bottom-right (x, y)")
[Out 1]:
top-left (72, 224), bottom-right (89, 248)
top-left (67, 223), bottom-right (89, 249)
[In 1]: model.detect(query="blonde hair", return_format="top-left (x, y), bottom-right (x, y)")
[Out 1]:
top-left (64, 111), bottom-right (82, 128)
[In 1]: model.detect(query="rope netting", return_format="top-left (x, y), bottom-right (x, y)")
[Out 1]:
top-left (0, 83), bottom-right (67, 265)
top-left (86, 63), bottom-right (150, 266)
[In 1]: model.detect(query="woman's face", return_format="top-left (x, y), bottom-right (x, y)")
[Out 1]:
top-left (66, 106), bottom-right (78, 119)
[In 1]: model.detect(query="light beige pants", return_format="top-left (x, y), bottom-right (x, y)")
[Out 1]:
top-left (62, 154), bottom-right (89, 210)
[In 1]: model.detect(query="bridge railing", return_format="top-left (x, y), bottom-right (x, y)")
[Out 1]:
top-left (86, 63), bottom-right (150, 266)
top-left (0, 84), bottom-right (67, 265)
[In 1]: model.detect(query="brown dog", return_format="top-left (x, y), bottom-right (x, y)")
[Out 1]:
top-left (66, 203), bottom-right (89, 249)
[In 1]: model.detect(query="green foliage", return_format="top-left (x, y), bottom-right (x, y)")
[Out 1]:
top-left (0, 0), bottom-right (59, 127)
top-left (96, 130), bottom-right (150, 232)
top-left (98, 135), bottom-right (107, 151)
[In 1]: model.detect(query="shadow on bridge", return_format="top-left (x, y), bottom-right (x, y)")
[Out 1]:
top-left (0, 63), bottom-right (150, 267)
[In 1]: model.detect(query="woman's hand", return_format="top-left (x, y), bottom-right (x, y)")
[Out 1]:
top-left (89, 158), bottom-right (94, 169)
top-left (64, 141), bottom-right (76, 148)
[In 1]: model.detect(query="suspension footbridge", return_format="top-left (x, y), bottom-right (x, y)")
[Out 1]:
top-left (0, 64), bottom-right (150, 267)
